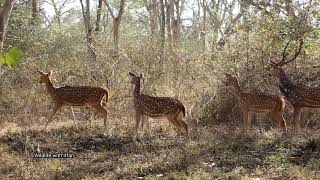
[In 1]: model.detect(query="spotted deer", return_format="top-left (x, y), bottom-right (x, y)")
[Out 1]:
top-left (129, 72), bottom-right (189, 140)
top-left (38, 70), bottom-right (109, 129)
top-left (225, 73), bottom-right (287, 132)
top-left (269, 39), bottom-right (320, 131)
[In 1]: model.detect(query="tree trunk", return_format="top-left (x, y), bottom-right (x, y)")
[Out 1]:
top-left (103, 0), bottom-right (125, 50)
top-left (165, 0), bottom-right (172, 50)
top-left (102, 9), bottom-right (109, 33)
top-left (285, 0), bottom-right (295, 18)
top-left (240, 0), bottom-right (249, 25)
top-left (85, 0), bottom-right (92, 43)
top-left (113, 18), bottom-right (120, 50)
top-left (95, 0), bottom-right (102, 31)
top-left (50, 0), bottom-right (61, 27)
top-left (0, 0), bottom-right (16, 52)
top-left (169, 0), bottom-right (176, 48)
top-left (151, 0), bottom-right (158, 35)
top-left (200, 0), bottom-right (207, 51)
top-left (114, 0), bottom-right (125, 50)
top-left (80, 0), bottom-right (96, 61)
top-left (31, 0), bottom-right (37, 20)
top-left (144, 0), bottom-right (158, 40)
top-left (172, 0), bottom-right (181, 47)
top-left (159, 0), bottom-right (165, 59)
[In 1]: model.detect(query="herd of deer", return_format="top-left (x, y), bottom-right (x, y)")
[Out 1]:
top-left (37, 39), bottom-right (320, 141)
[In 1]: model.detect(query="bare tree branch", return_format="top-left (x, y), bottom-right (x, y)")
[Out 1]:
top-left (0, 0), bottom-right (17, 52)
top-left (102, 0), bottom-right (115, 19)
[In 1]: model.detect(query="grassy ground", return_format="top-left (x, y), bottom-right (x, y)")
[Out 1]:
top-left (0, 116), bottom-right (320, 180)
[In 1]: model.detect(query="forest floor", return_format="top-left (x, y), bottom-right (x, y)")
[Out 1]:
top-left (0, 116), bottom-right (320, 180)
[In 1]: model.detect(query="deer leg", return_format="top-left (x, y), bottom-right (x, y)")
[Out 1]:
top-left (168, 117), bottom-right (182, 141)
top-left (177, 119), bottom-right (189, 140)
top-left (279, 114), bottom-right (287, 132)
top-left (140, 116), bottom-right (149, 136)
top-left (143, 116), bottom-right (150, 130)
top-left (171, 118), bottom-right (181, 141)
top-left (133, 112), bottom-right (142, 141)
top-left (271, 111), bottom-right (287, 131)
top-left (85, 106), bottom-right (92, 122)
top-left (241, 109), bottom-right (249, 133)
top-left (88, 107), bottom-right (95, 127)
top-left (93, 105), bottom-right (108, 126)
top-left (138, 115), bottom-right (145, 139)
top-left (70, 107), bottom-right (79, 131)
top-left (140, 115), bottom-right (145, 130)
top-left (175, 111), bottom-right (189, 140)
top-left (247, 112), bottom-right (253, 130)
top-left (45, 103), bottom-right (61, 129)
top-left (293, 107), bottom-right (302, 131)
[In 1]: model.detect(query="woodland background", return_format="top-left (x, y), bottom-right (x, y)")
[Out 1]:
top-left (0, 0), bottom-right (320, 179)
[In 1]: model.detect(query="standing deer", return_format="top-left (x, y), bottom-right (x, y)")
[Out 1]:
top-left (269, 39), bottom-right (320, 131)
top-left (225, 73), bottom-right (287, 132)
top-left (129, 72), bottom-right (189, 140)
top-left (38, 70), bottom-right (109, 129)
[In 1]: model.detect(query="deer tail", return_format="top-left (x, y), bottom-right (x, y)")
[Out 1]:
top-left (104, 89), bottom-right (109, 102)
top-left (180, 103), bottom-right (186, 117)
top-left (277, 96), bottom-right (285, 112)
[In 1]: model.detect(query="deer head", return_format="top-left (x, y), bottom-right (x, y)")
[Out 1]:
top-left (37, 70), bottom-right (52, 84)
top-left (129, 72), bottom-right (143, 84)
top-left (225, 73), bottom-right (239, 87)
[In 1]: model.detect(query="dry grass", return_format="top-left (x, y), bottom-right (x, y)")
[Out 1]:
top-left (1, 45), bottom-right (320, 179)
top-left (0, 116), bottom-right (319, 179)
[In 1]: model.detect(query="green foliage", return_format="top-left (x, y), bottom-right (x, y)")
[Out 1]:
top-left (0, 47), bottom-right (23, 68)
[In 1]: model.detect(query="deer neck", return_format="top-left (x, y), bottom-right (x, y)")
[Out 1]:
top-left (45, 80), bottom-right (56, 97)
top-left (277, 69), bottom-right (297, 98)
top-left (232, 83), bottom-right (242, 96)
top-left (279, 70), bottom-right (296, 90)
top-left (133, 80), bottom-right (141, 97)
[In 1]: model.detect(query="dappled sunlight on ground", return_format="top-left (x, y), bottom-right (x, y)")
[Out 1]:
top-left (0, 119), bottom-right (319, 179)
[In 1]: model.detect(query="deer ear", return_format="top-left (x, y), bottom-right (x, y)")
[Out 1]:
top-left (48, 70), bottom-right (53, 75)
top-left (236, 73), bottom-right (239, 77)
top-left (129, 72), bottom-right (135, 77)
top-left (37, 70), bottom-right (45, 75)
top-left (140, 72), bottom-right (144, 79)
top-left (270, 63), bottom-right (277, 68)
top-left (225, 73), bottom-right (232, 77)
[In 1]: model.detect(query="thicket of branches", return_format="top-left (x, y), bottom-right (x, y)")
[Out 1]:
top-left (1, 0), bottom-right (320, 128)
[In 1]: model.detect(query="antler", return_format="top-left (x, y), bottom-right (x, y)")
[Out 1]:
top-left (270, 38), bottom-right (304, 67)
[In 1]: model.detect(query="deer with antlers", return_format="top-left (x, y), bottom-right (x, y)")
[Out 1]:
top-left (129, 72), bottom-right (189, 141)
top-left (225, 73), bottom-right (287, 132)
top-left (38, 70), bottom-right (109, 129)
top-left (269, 39), bottom-right (320, 131)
